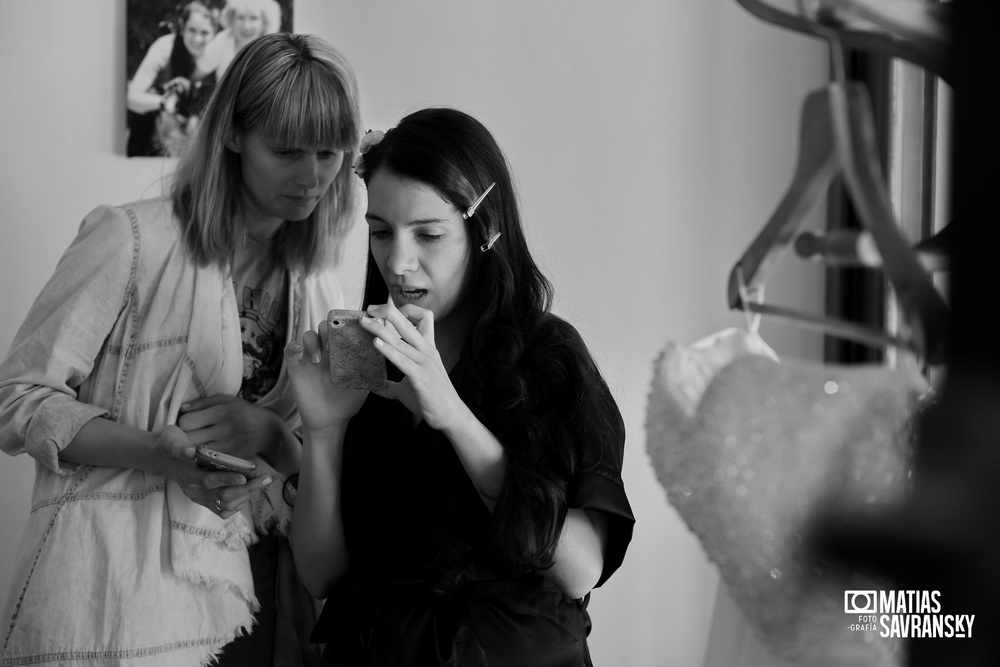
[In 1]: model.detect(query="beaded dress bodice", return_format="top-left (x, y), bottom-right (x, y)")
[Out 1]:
top-left (646, 329), bottom-right (929, 666)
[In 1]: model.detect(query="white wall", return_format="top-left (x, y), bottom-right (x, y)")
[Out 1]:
top-left (0, 1), bottom-right (825, 664)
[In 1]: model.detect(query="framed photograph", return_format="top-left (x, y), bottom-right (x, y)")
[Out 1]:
top-left (125, 0), bottom-right (294, 158)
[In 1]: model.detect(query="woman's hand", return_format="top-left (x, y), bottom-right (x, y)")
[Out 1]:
top-left (177, 395), bottom-right (281, 461)
top-left (362, 301), bottom-right (507, 510)
top-left (155, 425), bottom-right (273, 519)
top-left (163, 76), bottom-right (192, 95)
top-left (361, 300), bottom-right (466, 432)
top-left (285, 322), bottom-right (368, 434)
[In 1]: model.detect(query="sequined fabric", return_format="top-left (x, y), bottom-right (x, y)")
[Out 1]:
top-left (646, 330), bottom-right (929, 666)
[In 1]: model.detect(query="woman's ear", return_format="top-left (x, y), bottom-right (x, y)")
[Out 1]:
top-left (224, 130), bottom-right (242, 154)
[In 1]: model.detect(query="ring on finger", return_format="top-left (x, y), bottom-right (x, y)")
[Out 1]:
top-left (215, 497), bottom-right (223, 512)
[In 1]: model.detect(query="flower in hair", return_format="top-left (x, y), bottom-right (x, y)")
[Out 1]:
top-left (353, 129), bottom-right (385, 178)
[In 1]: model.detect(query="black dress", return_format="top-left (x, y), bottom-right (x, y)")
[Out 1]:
top-left (312, 315), bottom-right (635, 666)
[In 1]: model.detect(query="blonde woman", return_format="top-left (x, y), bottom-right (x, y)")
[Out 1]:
top-left (0, 34), bottom-right (360, 666)
top-left (200, 0), bottom-right (283, 78)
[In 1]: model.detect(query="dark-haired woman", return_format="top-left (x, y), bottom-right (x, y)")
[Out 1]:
top-left (126, 1), bottom-right (218, 157)
top-left (286, 107), bottom-right (635, 666)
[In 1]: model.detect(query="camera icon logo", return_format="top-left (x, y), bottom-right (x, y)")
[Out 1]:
top-left (844, 590), bottom-right (877, 614)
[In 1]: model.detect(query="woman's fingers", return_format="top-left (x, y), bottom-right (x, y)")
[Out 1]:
top-left (177, 403), bottom-right (226, 431)
top-left (215, 474), bottom-right (274, 504)
top-left (302, 329), bottom-right (324, 364)
top-left (360, 300), bottom-right (446, 380)
top-left (370, 335), bottom-right (419, 375)
top-left (284, 329), bottom-right (325, 365)
top-left (284, 338), bottom-right (304, 359)
top-left (159, 425), bottom-right (196, 460)
top-left (204, 473), bottom-right (274, 517)
top-left (180, 394), bottom-right (236, 413)
top-left (397, 303), bottom-right (435, 345)
top-left (202, 471), bottom-right (248, 490)
top-left (358, 316), bottom-right (423, 372)
top-left (364, 301), bottom-right (434, 351)
top-left (180, 424), bottom-right (224, 446)
top-left (244, 474), bottom-right (275, 499)
top-left (317, 318), bottom-right (330, 348)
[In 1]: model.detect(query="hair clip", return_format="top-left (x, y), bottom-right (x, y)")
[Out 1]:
top-left (462, 182), bottom-right (496, 220)
top-left (480, 231), bottom-right (501, 253)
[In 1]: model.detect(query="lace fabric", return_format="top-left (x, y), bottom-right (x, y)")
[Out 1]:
top-left (646, 329), bottom-right (930, 666)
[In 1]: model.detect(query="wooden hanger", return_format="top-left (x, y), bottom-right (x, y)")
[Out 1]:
top-left (733, 0), bottom-right (952, 85)
top-left (794, 224), bottom-right (950, 273)
top-left (727, 49), bottom-right (949, 364)
top-left (821, 0), bottom-right (949, 49)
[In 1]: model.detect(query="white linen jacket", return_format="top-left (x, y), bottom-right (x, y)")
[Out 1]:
top-left (0, 197), bottom-right (344, 666)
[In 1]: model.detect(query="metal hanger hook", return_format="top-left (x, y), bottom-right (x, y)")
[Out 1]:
top-left (735, 265), bottom-right (764, 336)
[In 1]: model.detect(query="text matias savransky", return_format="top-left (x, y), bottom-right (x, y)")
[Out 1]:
top-left (845, 590), bottom-right (975, 639)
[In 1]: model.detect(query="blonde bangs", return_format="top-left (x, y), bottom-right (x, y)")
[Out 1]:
top-left (257, 61), bottom-right (358, 151)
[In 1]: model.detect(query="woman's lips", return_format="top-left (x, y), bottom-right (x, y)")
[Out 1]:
top-left (393, 286), bottom-right (427, 302)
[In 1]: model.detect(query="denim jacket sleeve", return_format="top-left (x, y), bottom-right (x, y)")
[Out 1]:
top-left (0, 205), bottom-right (137, 473)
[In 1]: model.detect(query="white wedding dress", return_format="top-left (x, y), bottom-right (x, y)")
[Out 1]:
top-left (646, 328), bottom-right (930, 666)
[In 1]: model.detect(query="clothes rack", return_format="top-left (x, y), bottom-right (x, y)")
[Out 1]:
top-left (730, 1), bottom-right (1000, 664)
top-left (808, 2), bottom-right (1000, 665)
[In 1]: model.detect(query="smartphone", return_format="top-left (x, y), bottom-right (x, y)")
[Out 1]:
top-left (194, 446), bottom-right (257, 476)
top-left (325, 309), bottom-right (388, 392)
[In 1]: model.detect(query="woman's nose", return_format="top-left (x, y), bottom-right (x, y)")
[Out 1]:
top-left (294, 156), bottom-right (320, 189)
top-left (386, 241), bottom-right (417, 275)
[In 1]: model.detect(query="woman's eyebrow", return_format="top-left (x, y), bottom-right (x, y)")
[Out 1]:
top-left (365, 213), bottom-right (451, 227)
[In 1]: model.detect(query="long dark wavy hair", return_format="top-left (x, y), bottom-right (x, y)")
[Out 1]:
top-left (358, 108), bottom-right (597, 579)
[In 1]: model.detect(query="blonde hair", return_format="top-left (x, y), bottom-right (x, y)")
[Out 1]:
top-left (222, 0), bottom-right (282, 35)
top-left (170, 33), bottom-right (361, 273)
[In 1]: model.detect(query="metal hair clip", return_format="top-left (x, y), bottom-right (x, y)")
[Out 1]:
top-left (480, 231), bottom-right (502, 253)
top-left (462, 182), bottom-right (496, 220)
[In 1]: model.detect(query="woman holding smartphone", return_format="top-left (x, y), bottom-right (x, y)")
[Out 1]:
top-left (285, 108), bottom-right (635, 666)
top-left (0, 34), bottom-right (360, 666)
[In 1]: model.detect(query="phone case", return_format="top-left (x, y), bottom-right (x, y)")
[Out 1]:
top-left (325, 309), bottom-right (388, 392)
